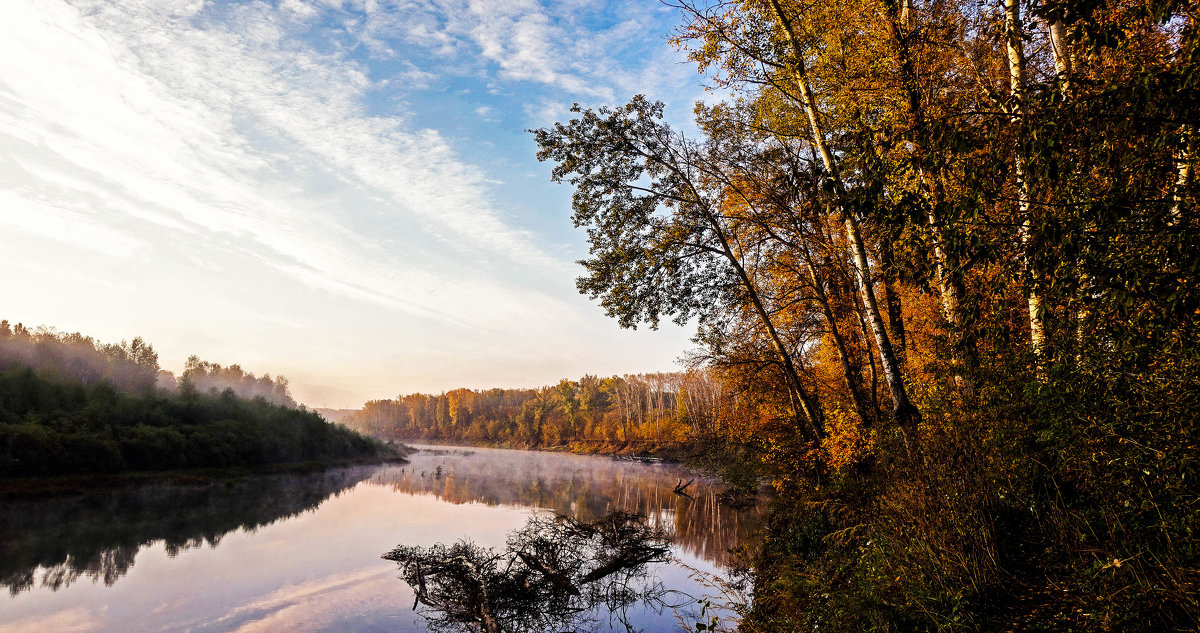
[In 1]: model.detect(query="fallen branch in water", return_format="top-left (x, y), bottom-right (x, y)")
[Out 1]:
top-left (383, 510), bottom-right (674, 633)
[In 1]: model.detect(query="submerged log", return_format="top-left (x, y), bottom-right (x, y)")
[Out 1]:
top-left (383, 510), bottom-right (671, 633)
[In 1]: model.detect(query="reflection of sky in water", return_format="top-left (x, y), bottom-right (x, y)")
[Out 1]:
top-left (1, 447), bottom-right (760, 632)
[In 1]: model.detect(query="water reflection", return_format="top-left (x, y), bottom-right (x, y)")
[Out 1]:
top-left (0, 467), bottom-right (373, 596)
top-left (374, 447), bottom-right (764, 567)
top-left (385, 511), bottom-right (675, 633)
top-left (1, 448), bottom-right (761, 633)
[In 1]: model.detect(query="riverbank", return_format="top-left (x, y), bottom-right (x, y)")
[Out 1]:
top-left (0, 451), bottom-right (409, 500)
top-left (550, 438), bottom-right (693, 460)
top-left (401, 436), bottom-right (699, 462)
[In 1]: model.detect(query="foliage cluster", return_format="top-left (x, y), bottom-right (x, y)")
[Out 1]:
top-left (176, 355), bottom-right (296, 407)
top-left (0, 323), bottom-right (390, 478)
top-left (528, 0), bottom-right (1199, 629)
top-left (0, 320), bottom-right (160, 394)
top-left (344, 371), bottom-right (743, 450)
top-left (0, 367), bottom-right (389, 477)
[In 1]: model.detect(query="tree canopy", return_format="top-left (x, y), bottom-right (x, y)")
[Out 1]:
top-left (527, 0), bottom-right (1199, 628)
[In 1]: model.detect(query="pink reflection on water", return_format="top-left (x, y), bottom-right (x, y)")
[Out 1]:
top-left (1, 447), bottom-right (760, 633)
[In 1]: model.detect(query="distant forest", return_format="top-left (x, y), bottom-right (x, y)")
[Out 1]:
top-left (0, 321), bottom-right (389, 478)
top-left (0, 320), bottom-right (295, 406)
top-left (342, 371), bottom-right (733, 448)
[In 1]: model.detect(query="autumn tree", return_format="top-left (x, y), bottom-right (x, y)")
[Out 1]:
top-left (533, 97), bottom-right (827, 441)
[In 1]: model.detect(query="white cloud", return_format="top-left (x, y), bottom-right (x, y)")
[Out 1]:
top-left (0, 0), bottom-right (699, 406)
top-left (0, 0), bottom-right (570, 306)
top-left (0, 191), bottom-right (147, 259)
top-left (280, 0), bottom-right (319, 20)
top-left (347, 0), bottom-right (702, 109)
top-left (388, 60), bottom-right (438, 89)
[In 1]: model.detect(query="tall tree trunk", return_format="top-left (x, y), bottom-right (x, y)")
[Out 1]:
top-left (1049, 18), bottom-right (1093, 356)
top-left (1174, 126), bottom-right (1195, 221)
top-left (766, 0), bottom-right (922, 443)
top-left (1006, 0), bottom-right (1048, 370)
top-left (844, 213), bottom-right (920, 437)
top-left (711, 216), bottom-right (826, 439)
top-left (651, 137), bottom-right (827, 439)
top-left (802, 242), bottom-right (877, 427)
top-left (927, 185), bottom-right (980, 391)
top-left (1049, 20), bottom-right (1074, 94)
top-left (851, 267), bottom-right (883, 416)
top-left (882, 0), bottom-right (977, 391)
top-left (879, 238), bottom-right (907, 365)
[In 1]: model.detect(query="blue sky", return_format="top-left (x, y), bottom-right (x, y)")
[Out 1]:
top-left (0, 0), bottom-right (715, 407)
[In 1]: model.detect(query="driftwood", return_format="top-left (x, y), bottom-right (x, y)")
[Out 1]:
top-left (673, 478), bottom-right (695, 498)
top-left (612, 455), bottom-right (663, 463)
top-left (383, 511), bottom-right (672, 633)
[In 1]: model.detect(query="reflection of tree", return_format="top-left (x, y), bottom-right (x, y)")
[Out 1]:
top-left (384, 511), bottom-right (673, 633)
top-left (371, 449), bottom-right (765, 567)
top-left (0, 467), bottom-right (374, 595)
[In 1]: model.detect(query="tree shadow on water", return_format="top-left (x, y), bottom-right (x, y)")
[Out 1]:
top-left (1, 467), bottom-right (374, 595)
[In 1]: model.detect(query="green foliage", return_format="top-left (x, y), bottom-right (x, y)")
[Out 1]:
top-left (531, 97), bottom-right (742, 332)
top-left (0, 320), bottom-right (160, 395)
top-left (0, 368), bottom-right (390, 478)
top-left (180, 354), bottom-right (296, 407)
top-left (738, 356), bottom-right (1200, 632)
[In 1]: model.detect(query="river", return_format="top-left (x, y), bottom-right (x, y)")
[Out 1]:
top-left (0, 446), bottom-right (763, 632)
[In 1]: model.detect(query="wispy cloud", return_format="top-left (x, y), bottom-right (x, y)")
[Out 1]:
top-left (0, 0), bottom-right (698, 406)
top-left (1, 0), bottom-right (569, 307)
top-left (0, 191), bottom-right (147, 259)
top-left (348, 0), bottom-right (705, 110)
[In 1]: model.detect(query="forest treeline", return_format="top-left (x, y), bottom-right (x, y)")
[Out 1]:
top-left (344, 371), bottom-right (740, 447)
top-left (0, 321), bottom-right (390, 478)
top-left (0, 320), bottom-right (296, 406)
top-left (525, 0), bottom-right (1197, 630)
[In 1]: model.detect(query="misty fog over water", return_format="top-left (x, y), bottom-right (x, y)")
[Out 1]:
top-left (2, 447), bottom-right (763, 632)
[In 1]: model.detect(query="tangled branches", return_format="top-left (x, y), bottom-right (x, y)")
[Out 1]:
top-left (383, 511), bottom-right (674, 633)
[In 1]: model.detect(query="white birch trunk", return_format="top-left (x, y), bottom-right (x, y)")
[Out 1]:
top-left (1174, 128), bottom-right (1195, 221)
top-left (1006, 0), bottom-right (1047, 366)
top-left (766, 0), bottom-right (921, 439)
top-left (1049, 20), bottom-right (1074, 93)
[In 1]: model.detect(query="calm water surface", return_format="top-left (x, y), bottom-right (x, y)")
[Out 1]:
top-left (1, 446), bottom-right (763, 632)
